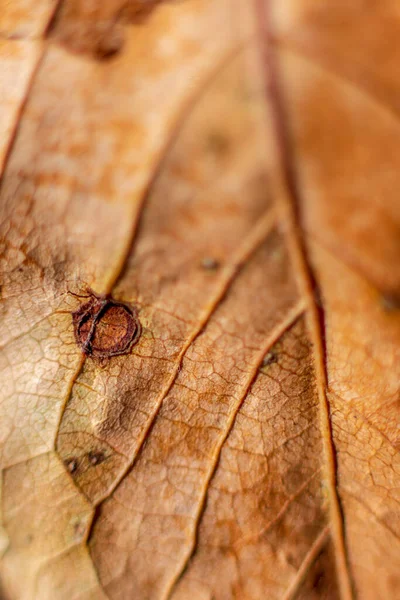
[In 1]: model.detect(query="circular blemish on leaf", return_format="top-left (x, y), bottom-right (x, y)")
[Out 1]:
top-left (72, 290), bottom-right (141, 358)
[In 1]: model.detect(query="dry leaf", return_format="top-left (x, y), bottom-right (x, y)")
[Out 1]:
top-left (0, 1), bottom-right (399, 599)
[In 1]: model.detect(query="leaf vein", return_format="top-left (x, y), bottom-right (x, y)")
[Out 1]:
top-left (164, 301), bottom-right (305, 600)
top-left (255, 2), bottom-right (354, 597)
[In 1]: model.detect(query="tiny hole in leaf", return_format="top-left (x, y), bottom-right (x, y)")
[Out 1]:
top-left (88, 450), bottom-right (106, 466)
top-left (65, 458), bottom-right (78, 474)
top-left (201, 257), bottom-right (220, 271)
top-left (261, 352), bottom-right (277, 368)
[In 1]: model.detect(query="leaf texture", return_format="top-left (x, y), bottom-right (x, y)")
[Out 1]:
top-left (0, 1), bottom-right (399, 599)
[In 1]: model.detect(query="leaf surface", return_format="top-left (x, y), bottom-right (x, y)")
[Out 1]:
top-left (0, 1), bottom-right (399, 599)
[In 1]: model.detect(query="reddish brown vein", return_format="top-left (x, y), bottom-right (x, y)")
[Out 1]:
top-left (255, 1), bottom-right (353, 598)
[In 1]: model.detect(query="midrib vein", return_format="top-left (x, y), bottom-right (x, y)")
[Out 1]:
top-left (255, 1), bottom-right (354, 598)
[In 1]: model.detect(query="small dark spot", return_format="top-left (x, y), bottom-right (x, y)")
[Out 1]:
top-left (312, 571), bottom-right (324, 591)
top-left (285, 551), bottom-right (296, 566)
top-left (313, 287), bottom-right (324, 309)
top-left (381, 293), bottom-right (400, 312)
top-left (88, 450), bottom-right (106, 466)
top-left (261, 352), bottom-right (277, 368)
top-left (72, 288), bottom-right (141, 359)
top-left (201, 257), bottom-right (220, 271)
top-left (73, 520), bottom-right (86, 539)
top-left (48, 0), bottom-right (168, 60)
top-left (25, 534), bottom-right (33, 544)
top-left (207, 132), bottom-right (230, 156)
top-left (96, 26), bottom-right (124, 60)
top-left (65, 458), bottom-right (78, 474)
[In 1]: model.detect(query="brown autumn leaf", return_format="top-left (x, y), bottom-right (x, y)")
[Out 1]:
top-left (1, 1), bottom-right (400, 599)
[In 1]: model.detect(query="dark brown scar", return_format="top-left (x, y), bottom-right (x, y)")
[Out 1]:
top-left (71, 289), bottom-right (141, 358)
